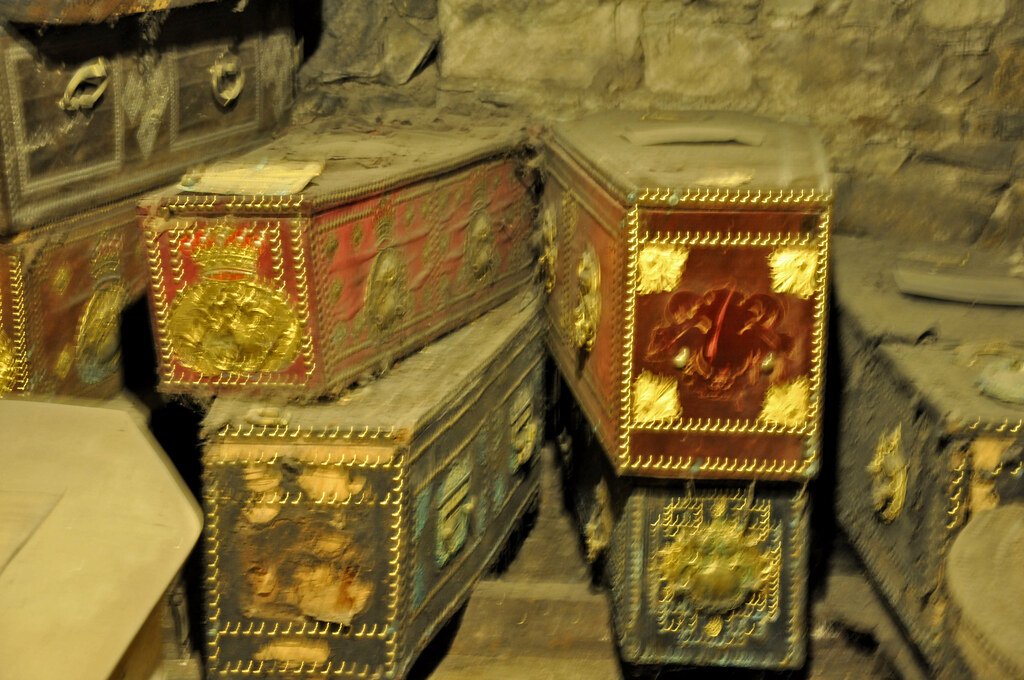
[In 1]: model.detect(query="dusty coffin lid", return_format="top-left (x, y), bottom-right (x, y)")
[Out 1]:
top-left (0, 399), bottom-right (202, 680)
top-left (204, 293), bottom-right (540, 437)
top-left (167, 114), bottom-right (529, 212)
top-left (880, 343), bottom-right (1024, 435)
top-left (548, 110), bottom-right (831, 199)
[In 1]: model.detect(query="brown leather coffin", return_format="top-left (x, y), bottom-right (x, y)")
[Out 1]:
top-left (0, 199), bottom-right (146, 398)
top-left (201, 295), bottom-right (543, 679)
top-left (141, 116), bottom-right (536, 399)
top-left (0, 0), bottom-right (295, 233)
top-left (542, 111), bottom-right (832, 481)
top-left (0, 0), bottom-right (214, 24)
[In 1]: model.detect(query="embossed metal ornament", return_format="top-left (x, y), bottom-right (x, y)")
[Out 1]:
top-left (167, 225), bottom-right (301, 376)
top-left (572, 246), bottom-right (601, 352)
top-left (365, 247), bottom-right (411, 332)
top-left (637, 243), bottom-right (689, 295)
top-left (509, 386), bottom-right (539, 470)
top-left (464, 210), bottom-right (497, 281)
top-left (436, 459), bottom-right (474, 567)
top-left (75, 278), bottom-right (126, 384)
top-left (867, 424), bottom-right (908, 523)
top-left (656, 497), bottom-right (771, 614)
top-left (769, 247), bottom-right (818, 299)
top-left (538, 204), bottom-right (558, 293)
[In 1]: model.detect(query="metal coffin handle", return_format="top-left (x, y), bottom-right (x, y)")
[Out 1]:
top-left (59, 57), bottom-right (110, 112)
top-left (210, 50), bottom-right (245, 107)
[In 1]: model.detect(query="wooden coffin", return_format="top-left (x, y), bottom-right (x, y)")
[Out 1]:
top-left (0, 0), bottom-right (215, 24)
top-left (142, 117), bottom-right (536, 399)
top-left (0, 0), bottom-right (294, 233)
top-left (201, 294), bottom-right (543, 679)
top-left (556, 381), bottom-right (810, 670)
top-left (0, 199), bottom-right (146, 398)
top-left (542, 111), bottom-right (832, 481)
top-left (834, 235), bottom-right (1024, 679)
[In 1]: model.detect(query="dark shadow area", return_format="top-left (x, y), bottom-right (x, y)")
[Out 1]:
top-left (405, 607), bottom-right (467, 680)
top-left (291, 0), bottom-right (322, 63)
top-left (120, 293), bottom-right (208, 673)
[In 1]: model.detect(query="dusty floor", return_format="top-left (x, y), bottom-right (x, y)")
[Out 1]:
top-left (404, 446), bottom-right (906, 680)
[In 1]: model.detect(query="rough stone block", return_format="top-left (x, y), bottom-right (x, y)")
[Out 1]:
top-left (642, 18), bottom-right (753, 95)
top-left (979, 179), bottom-right (1024, 246)
top-left (437, 0), bottom-right (640, 90)
top-left (763, 0), bottom-right (817, 19)
top-left (921, 0), bottom-right (1007, 29)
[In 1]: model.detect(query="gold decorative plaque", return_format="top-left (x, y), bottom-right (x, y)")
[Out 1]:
top-left (509, 386), bottom-right (539, 470)
top-left (75, 279), bottom-right (126, 383)
top-left (867, 424), bottom-right (907, 523)
top-left (769, 247), bottom-right (817, 299)
top-left (761, 377), bottom-right (811, 428)
top-left (655, 495), bottom-right (773, 614)
top-left (636, 243), bottom-right (689, 295)
top-left (167, 225), bottom-right (302, 376)
top-left (633, 370), bottom-right (682, 423)
top-left (571, 245), bottom-right (601, 352)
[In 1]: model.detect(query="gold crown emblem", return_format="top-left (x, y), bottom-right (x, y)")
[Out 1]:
top-left (191, 223), bottom-right (262, 275)
top-left (90, 236), bottom-right (122, 282)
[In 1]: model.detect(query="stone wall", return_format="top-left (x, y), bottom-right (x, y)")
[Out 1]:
top-left (301, 0), bottom-right (1024, 246)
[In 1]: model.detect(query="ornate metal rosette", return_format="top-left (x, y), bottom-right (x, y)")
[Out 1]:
top-left (650, 492), bottom-right (781, 647)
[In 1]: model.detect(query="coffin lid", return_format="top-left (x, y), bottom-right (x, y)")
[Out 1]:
top-left (549, 110), bottom-right (831, 198)
top-left (204, 293), bottom-right (540, 438)
top-left (0, 398), bottom-right (202, 680)
top-left (166, 115), bottom-right (529, 212)
top-left (880, 342), bottom-right (1024, 434)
